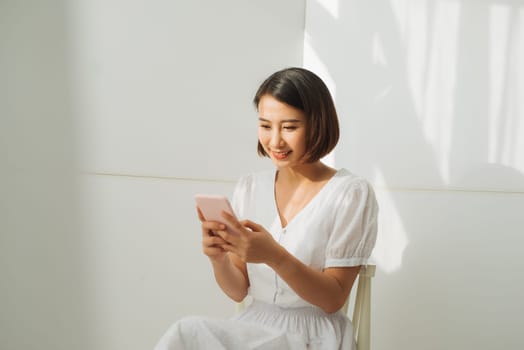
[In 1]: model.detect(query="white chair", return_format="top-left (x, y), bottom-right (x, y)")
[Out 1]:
top-left (236, 264), bottom-right (376, 350)
top-left (348, 264), bottom-right (376, 350)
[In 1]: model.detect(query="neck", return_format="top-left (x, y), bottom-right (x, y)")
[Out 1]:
top-left (276, 162), bottom-right (336, 184)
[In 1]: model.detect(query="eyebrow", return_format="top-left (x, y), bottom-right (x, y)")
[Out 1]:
top-left (258, 117), bottom-right (303, 123)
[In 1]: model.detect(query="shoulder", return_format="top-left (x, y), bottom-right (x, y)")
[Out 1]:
top-left (333, 168), bottom-right (374, 194)
top-left (330, 169), bottom-right (378, 209)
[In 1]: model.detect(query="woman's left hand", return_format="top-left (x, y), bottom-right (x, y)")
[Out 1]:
top-left (216, 211), bottom-right (283, 265)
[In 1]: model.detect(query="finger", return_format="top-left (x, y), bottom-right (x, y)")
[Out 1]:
top-left (204, 246), bottom-right (225, 256)
top-left (240, 220), bottom-right (262, 232)
top-left (204, 236), bottom-right (227, 247)
top-left (220, 242), bottom-right (239, 255)
top-left (196, 206), bottom-right (206, 221)
top-left (215, 229), bottom-right (242, 246)
top-left (220, 211), bottom-right (248, 236)
top-left (202, 221), bottom-right (226, 232)
top-left (201, 223), bottom-right (226, 239)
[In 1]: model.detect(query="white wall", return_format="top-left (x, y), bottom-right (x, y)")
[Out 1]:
top-left (1, 1), bottom-right (91, 349)
top-left (2, 1), bottom-right (305, 349)
top-left (5, 1), bottom-right (522, 349)
top-left (72, 1), bottom-right (305, 349)
top-left (304, 0), bottom-right (524, 349)
top-left (70, 0), bottom-right (306, 180)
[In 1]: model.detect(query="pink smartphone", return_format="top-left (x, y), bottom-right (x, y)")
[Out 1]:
top-left (194, 194), bottom-right (239, 234)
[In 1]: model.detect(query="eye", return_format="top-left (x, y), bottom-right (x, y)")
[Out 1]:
top-left (283, 126), bottom-right (298, 131)
top-left (259, 124), bottom-right (271, 129)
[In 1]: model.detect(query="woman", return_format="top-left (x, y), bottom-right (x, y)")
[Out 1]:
top-left (156, 67), bottom-right (378, 349)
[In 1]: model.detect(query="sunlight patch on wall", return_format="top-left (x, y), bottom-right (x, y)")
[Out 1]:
top-left (303, 29), bottom-right (337, 168)
top-left (518, 8), bottom-right (524, 173)
top-left (372, 33), bottom-right (388, 66)
top-left (303, 32), bottom-right (337, 100)
top-left (488, 5), bottom-right (510, 165)
top-left (403, 0), bottom-right (428, 118)
top-left (392, 0), bottom-right (460, 185)
top-left (371, 34), bottom-right (392, 106)
top-left (371, 169), bottom-right (408, 274)
top-left (488, 4), bottom-right (524, 174)
top-left (389, 0), bottom-right (409, 39)
top-left (321, 152), bottom-right (336, 168)
top-left (421, 1), bottom-right (460, 185)
top-left (315, 0), bottom-right (339, 20)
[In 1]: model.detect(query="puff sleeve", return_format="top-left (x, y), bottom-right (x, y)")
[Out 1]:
top-left (324, 179), bottom-right (378, 268)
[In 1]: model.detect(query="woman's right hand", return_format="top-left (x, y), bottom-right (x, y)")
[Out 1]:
top-left (196, 207), bottom-right (249, 302)
top-left (197, 207), bottom-right (229, 262)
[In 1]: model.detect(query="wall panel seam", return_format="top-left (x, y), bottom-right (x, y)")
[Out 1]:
top-left (82, 171), bottom-right (524, 194)
top-left (376, 186), bottom-right (524, 195)
top-left (81, 171), bottom-right (236, 184)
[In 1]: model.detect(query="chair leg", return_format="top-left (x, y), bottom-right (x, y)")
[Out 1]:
top-left (353, 275), bottom-right (365, 344)
top-left (358, 277), bottom-right (371, 350)
top-left (354, 264), bottom-right (375, 350)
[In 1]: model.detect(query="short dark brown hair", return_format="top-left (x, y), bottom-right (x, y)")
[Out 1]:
top-left (253, 67), bottom-right (339, 163)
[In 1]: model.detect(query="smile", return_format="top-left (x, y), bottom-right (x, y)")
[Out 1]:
top-left (271, 150), bottom-right (292, 160)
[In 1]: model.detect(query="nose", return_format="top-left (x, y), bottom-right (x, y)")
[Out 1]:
top-left (269, 129), bottom-right (284, 149)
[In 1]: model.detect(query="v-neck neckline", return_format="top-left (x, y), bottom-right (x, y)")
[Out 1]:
top-left (272, 168), bottom-right (342, 229)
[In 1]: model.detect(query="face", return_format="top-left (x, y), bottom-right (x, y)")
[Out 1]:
top-left (257, 94), bottom-right (308, 169)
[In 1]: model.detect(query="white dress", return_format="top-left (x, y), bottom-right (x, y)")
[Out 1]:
top-left (155, 168), bottom-right (378, 350)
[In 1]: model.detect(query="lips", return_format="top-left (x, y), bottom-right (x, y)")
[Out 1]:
top-left (271, 150), bottom-right (291, 160)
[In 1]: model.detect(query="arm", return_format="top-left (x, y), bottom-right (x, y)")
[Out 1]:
top-left (219, 212), bottom-right (360, 313)
top-left (197, 207), bottom-right (249, 302)
top-left (209, 253), bottom-right (249, 302)
top-left (269, 248), bottom-right (360, 313)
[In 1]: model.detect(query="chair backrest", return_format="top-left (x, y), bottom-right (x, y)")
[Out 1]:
top-left (236, 264), bottom-right (376, 350)
top-left (350, 264), bottom-right (376, 350)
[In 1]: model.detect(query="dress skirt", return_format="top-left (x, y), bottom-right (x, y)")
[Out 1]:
top-left (154, 300), bottom-right (355, 350)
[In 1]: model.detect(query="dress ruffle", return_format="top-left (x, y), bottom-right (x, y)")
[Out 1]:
top-left (155, 301), bottom-right (355, 350)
